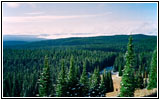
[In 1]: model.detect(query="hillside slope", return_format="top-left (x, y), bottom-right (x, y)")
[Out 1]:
top-left (3, 34), bottom-right (157, 52)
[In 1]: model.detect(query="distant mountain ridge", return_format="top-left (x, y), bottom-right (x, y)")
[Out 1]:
top-left (26, 34), bottom-right (156, 46)
top-left (3, 41), bottom-right (28, 47)
top-left (3, 34), bottom-right (157, 50)
top-left (3, 35), bottom-right (45, 42)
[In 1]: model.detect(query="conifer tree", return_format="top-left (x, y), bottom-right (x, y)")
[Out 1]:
top-left (113, 53), bottom-right (125, 72)
top-left (103, 69), bottom-right (109, 92)
top-left (89, 67), bottom-right (101, 97)
top-left (135, 71), bottom-right (144, 89)
top-left (11, 75), bottom-right (19, 97)
top-left (74, 65), bottom-right (83, 97)
top-left (120, 36), bottom-right (135, 97)
top-left (107, 71), bottom-right (114, 92)
top-left (56, 60), bottom-right (67, 97)
top-left (136, 66), bottom-right (144, 89)
top-left (144, 78), bottom-right (148, 88)
top-left (99, 74), bottom-right (106, 97)
top-left (38, 56), bottom-right (51, 97)
top-left (68, 56), bottom-right (76, 83)
top-left (147, 48), bottom-right (157, 89)
top-left (80, 59), bottom-right (89, 96)
top-left (3, 78), bottom-right (9, 97)
top-left (118, 65), bottom-right (123, 76)
top-left (66, 56), bottom-right (80, 97)
top-left (75, 66), bottom-right (81, 80)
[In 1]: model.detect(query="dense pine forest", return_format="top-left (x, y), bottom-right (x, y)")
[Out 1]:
top-left (3, 34), bottom-right (157, 97)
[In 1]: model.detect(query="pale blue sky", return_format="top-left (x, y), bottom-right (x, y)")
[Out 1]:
top-left (2, 2), bottom-right (157, 39)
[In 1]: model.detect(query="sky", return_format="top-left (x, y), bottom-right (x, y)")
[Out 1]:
top-left (2, 2), bottom-right (158, 39)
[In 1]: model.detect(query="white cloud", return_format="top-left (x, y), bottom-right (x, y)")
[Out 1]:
top-left (2, 19), bottom-right (157, 39)
top-left (5, 3), bottom-right (20, 8)
top-left (24, 12), bottom-right (44, 15)
top-left (5, 3), bottom-right (36, 8)
top-left (37, 33), bottom-right (108, 39)
top-left (3, 13), bottom-right (109, 23)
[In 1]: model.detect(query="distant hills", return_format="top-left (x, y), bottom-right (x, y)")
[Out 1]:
top-left (3, 35), bottom-right (45, 42)
top-left (27, 34), bottom-right (155, 46)
top-left (3, 35), bottom-right (45, 47)
top-left (3, 34), bottom-right (157, 52)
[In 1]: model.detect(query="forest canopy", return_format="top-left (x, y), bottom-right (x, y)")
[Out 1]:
top-left (3, 34), bottom-right (157, 97)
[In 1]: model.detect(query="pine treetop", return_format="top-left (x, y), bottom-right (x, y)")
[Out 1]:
top-left (120, 36), bottom-right (135, 97)
top-left (80, 59), bottom-right (88, 85)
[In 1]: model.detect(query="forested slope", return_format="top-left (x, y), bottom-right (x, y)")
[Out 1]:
top-left (3, 34), bottom-right (157, 97)
top-left (4, 34), bottom-right (156, 52)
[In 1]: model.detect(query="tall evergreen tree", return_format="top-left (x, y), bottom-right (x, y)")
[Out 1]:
top-left (66, 56), bottom-right (80, 97)
top-left (99, 74), bottom-right (107, 97)
top-left (3, 78), bottom-right (10, 97)
top-left (38, 56), bottom-right (51, 97)
top-left (113, 53), bottom-right (125, 72)
top-left (135, 71), bottom-right (144, 89)
top-left (56, 60), bottom-right (67, 97)
top-left (147, 48), bottom-right (157, 89)
top-left (144, 78), bottom-right (148, 88)
top-left (137, 66), bottom-right (144, 89)
top-left (80, 59), bottom-right (89, 96)
top-left (75, 66), bottom-right (81, 80)
top-left (103, 69), bottom-right (110, 93)
top-left (89, 67), bottom-right (101, 97)
top-left (118, 65), bottom-right (123, 76)
top-left (68, 56), bottom-right (76, 83)
top-left (120, 36), bottom-right (135, 97)
top-left (107, 71), bottom-right (114, 92)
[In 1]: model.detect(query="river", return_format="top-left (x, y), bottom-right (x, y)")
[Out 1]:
top-left (100, 66), bottom-right (118, 75)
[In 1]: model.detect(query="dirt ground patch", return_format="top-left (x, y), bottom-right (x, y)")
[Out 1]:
top-left (106, 74), bottom-right (121, 97)
top-left (134, 88), bottom-right (157, 97)
top-left (106, 74), bottom-right (157, 97)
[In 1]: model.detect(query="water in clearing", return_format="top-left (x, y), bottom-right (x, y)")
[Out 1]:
top-left (100, 66), bottom-right (113, 74)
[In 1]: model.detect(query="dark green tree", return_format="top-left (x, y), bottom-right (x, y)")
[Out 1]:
top-left (80, 59), bottom-right (89, 96)
top-left (89, 67), bottom-right (101, 97)
top-left (75, 66), bottom-right (81, 80)
top-left (3, 78), bottom-right (10, 97)
top-left (118, 65), bottom-right (123, 76)
top-left (66, 56), bottom-right (80, 97)
top-left (120, 36), bottom-right (135, 97)
top-left (103, 69), bottom-right (109, 93)
top-left (144, 78), bottom-right (148, 88)
top-left (56, 60), bottom-right (67, 97)
top-left (113, 53), bottom-right (125, 72)
top-left (68, 56), bottom-right (76, 83)
top-left (107, 71), bottom-right (114, 92)
top-left (38, 56), bottom-right (51, 97)
top-left (99, 74), bottom-right (107, 97)
top-left (135, 71), bottom-right (144, 89)
top-left (11, 74), bottom-right (22, 97)
top-left (147, 48), bottom-right (157, 89)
